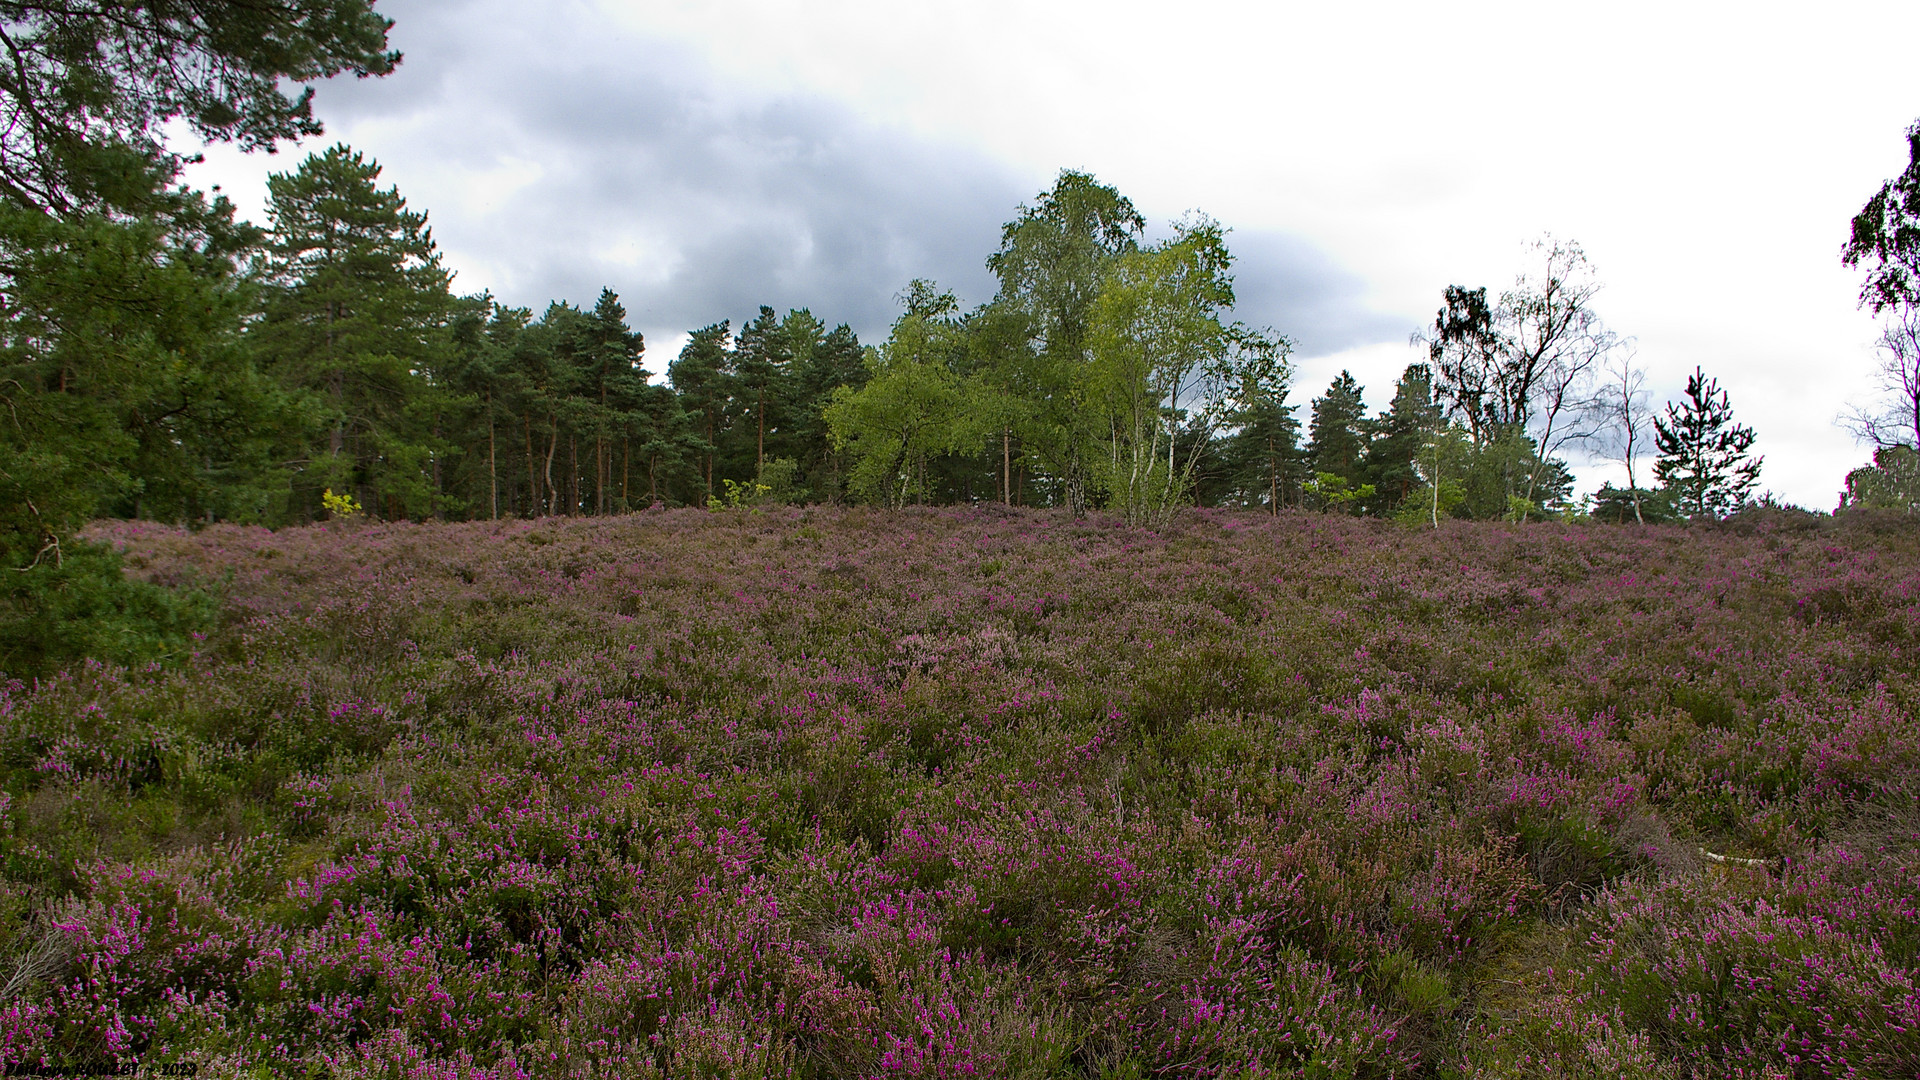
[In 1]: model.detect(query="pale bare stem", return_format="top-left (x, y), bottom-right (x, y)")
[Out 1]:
top-left (1598, 347), bottom-right (1650, 521)
top-left (0, 921), bottom-right (68, 1004)
top-left (1699, 847), bottom-right (1773, 870)
top-left (1495, 237), bottom-right (1612, 520)
top-left (1521, 329), bottom-right (1608, 520)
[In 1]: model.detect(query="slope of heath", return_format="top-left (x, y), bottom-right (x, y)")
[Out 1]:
top-left (4, 507), bottom-right (1918, 1077)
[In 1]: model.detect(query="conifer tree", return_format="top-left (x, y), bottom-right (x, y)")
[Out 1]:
top-left (733, 306), bottom-right (792, 476)
top-left (1366, 364), bottom-right (1443, 512)
top-left (668, 323), bottom-right (734, 498)
top-left (1220, 377), bottom-right (1302, 513)
top-left (0, 1), bottom-right (395, 674)
top-left (1653, 367), bottom-right (1762, 518)
top-left (442, 296), bottom-right (525, 520)
top-left (574, 289), bottom-right (647, 514)
top-left (1308, 371), bottom-right (1368, 486)
top-left (257, 145), bottom-right (453, 520)
top-left (788, 319), bottom-right (868, 498)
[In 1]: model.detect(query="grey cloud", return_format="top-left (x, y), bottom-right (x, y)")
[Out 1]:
top-left (1227, 232), bottom-right (1414, 357)
top-left (305, 0), bottom-right (1399, 357)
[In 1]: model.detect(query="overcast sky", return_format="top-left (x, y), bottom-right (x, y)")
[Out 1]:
top-left (182, 0), bottom-right (1920, 509)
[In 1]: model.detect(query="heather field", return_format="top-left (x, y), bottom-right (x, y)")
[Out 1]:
top-left (4, 508), bottom-right (1920, 1078)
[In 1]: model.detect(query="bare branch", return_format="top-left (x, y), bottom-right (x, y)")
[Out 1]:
top-left (1839, 308), bottom-right (1920, 450)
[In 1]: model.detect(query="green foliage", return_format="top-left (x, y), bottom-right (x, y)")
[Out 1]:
top-left (1590, 483), bottom-right (1679, 524)
top-left (755, 457), bottom-right (801, 505)
top-left (320, 488), bottom-right (362, 519)
top-left (1842, 445), bottom-right (1920, 513)
top-left (662, 311), bottom-right (867, 508)
top-left (1307, 370), bottom-right (1368, 495)
top-left (1424, 284), bottom-right (1503, 443)
top-left (1086, 217), bottom-right (1290, 524)
top-left (0, 540), bottom-right (214, 679)
top-left (1394, 478), bottom-right (1466, 527)
top-left (1366, 364), bottom-right (1443, 514)
top-left (708, 479), bottom-right (770, 510)
top-left (1303, 471), bottom-right (1374, 513)
top-left (1215, 398), bottom-right (1303, 512)
top-left (706, 459), bottom-right (800, 510)
top-left (0, 1), bottom-right (395, 676)
top-left (824, 283), bottom-right (986, 508)
top-left (987, 170), bottom-right (1146, 512)
top-left (669, 320), bottom-right (736, 501)
top-left (1419, 242), bottom-right (1616, 523)
top-left (0, 184), bottom-right (277, 678)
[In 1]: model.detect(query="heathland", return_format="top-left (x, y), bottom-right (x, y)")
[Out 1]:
top-left (2, 507), bottom-right (1917, 1077)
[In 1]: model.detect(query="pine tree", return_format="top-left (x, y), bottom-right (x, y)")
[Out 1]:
top-left (0, 3), bottom-right (395, 674)
top-left (443, 297), bottom-right (532, 520)
top-left (668, 323), bottom-right (734, 499)
top-left (1307, 371), bottom-right (1368, 486)
top-left (257, 144), bottom-right (453, 520)
top-left (1653, 367), bottom-right (1762, 518)
top-left (732, 306), bottom-right (793, 477)
top-left (1366, 364), bottom-right (1442, 512)
top-left (1220, 384), bottom-right (1303, 513)
top-left (783, 313), bottom-right (867, 498)
top-left (574, 289), bottom-right (646, 514)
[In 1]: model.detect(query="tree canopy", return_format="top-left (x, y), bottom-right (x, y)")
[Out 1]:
top-left (1845, 119), bottom-right (1920, 316)
top-left (0, 0), bottom-right (397, 214)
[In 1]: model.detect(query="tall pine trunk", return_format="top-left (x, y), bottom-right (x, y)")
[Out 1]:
top-left (1269, 433), bottom-right (1278, 516)
top-left (487, 392), bottom-right (498, 521)
top-left (524, 415), bottom-right (537, 517)
top-left (1002, 428), bottom-right (1011, 506)
top-left (544, 415), bottom-right (559, 516)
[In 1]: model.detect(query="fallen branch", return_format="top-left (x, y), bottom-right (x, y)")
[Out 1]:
top-left (1700, 847), bottom-right (1772, 869)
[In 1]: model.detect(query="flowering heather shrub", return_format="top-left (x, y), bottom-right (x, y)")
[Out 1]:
top-left (0, 506), bottom-right (1913, 1075)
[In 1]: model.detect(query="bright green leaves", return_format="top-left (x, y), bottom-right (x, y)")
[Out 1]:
top-left (1843, 445), bottom-right (1920, 513)
top-left (825, 283), bottom-right (987, 508)
top-left (1088, 219), bottom-right (1289, 524)
top-left (831, 176), bottom-right (1292, 520)
top-left (986, 171), bottom-right (1148, 512)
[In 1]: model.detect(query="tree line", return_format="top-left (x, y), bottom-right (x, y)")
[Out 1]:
top-left (225, 154), bottom-right (1771, 530)
top-left (247, 144), bottom-right (875, 524)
